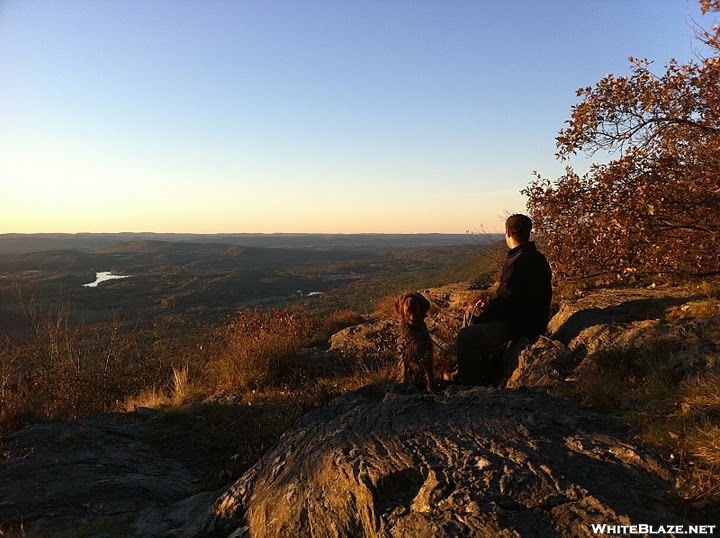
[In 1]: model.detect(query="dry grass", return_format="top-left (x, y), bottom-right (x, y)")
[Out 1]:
top-left (208, 308), bottom-right (314, 390)
top-left (346, 354), bottom-right (396, 388)
top-left (171, 364), bottom-right (191, 403)
top-left (566, 339), bottom-right (680, 413)
top-left (686, 424), bottom-right (720, 467)
top-left (0, 284), bottom-right (208, 430)
top-left (677, 373), bottom-right (720, 468)
top-left (123, 386), bottom-right (169, 411)
top-left (681, 373), bottom-right (720, 413)
top-left (565, 338), bottom-right (720, 502)
top-left (0, 520), bottom-right (26, 537)
top-left (696, 280), bottom-right (720, 299)
top-left (665, 296), bottom-right (720, 321)
top-left (640, 372), bottom-right (720, 501)
top-left (322, 309), bottom-right (366, 339)
top-left (374, 293), bottom-right (399, 319)
top-left (121, 365), bottom-right (196, 411)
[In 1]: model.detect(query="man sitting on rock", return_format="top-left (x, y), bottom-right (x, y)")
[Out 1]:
top-left (455, 214), bottom-right (552, 385)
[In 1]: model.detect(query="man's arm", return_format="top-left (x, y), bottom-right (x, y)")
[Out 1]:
top-left (475, 253), bottom-right (535, 323)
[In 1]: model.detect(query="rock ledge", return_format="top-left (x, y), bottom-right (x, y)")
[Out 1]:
top-left (195, 383), bottom-right (686, 537)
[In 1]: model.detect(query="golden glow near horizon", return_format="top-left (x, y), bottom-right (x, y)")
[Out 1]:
top-left (1, 138), bottom-right (522, 234)
top-left (0, 2), bottom-right (702, 235)
top-left (2, 165), bottom-right (519, 234)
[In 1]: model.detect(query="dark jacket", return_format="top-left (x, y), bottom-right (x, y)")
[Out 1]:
top-left (476, 241), bottom-right (552, 337)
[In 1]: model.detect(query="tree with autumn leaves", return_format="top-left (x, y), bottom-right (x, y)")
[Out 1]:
top-left (525, 0), bottom-right (720, 281)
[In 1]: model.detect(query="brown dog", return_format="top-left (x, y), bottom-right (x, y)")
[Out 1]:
top-left (395, 291), bottom-right (434, 393)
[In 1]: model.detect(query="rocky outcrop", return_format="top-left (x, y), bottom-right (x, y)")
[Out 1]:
top-left (329, 282), bottom-right (483, 359)
top-left (329, 319), bottom-right (397, 358)
top-left (194, 384), bottom-right (687, 537)
top-left (503, 336), bottom-right (576, 394)
top-left (0, 412), bottom-right (199, 537)
top-left (548, 288), bottom-right (694, 346)
top-left (5, 284), bottom-right (717, 536)
top-left (498, 287), bottom-right (719, 391)
top-left (555, 288), bottom-right (717, 375)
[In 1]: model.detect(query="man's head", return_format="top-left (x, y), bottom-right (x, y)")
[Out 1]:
top-left (505, 214), bottom-right (532, 247)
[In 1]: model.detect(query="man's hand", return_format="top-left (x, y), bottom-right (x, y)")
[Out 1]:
top-left (463, 299), bottom-right (486, 326)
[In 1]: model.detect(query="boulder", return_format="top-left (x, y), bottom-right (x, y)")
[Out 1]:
top-left (329, 319), bottom-right (396, 359)
top-left (418, 282), bottom-right (486, 318)
top-left (549, 288), bottom-right (694, 348)
top-left (503, 336), bottom-right (576, 394)
top-left (0, 414), bottom-right (198, 536)
top-left (548, 288), bottom-right (720, 378)
top-left (193, 384), bottom-right (687, 537)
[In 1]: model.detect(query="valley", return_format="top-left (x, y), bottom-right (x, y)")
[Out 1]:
top-left (0, 233), bottom-right (503, 331)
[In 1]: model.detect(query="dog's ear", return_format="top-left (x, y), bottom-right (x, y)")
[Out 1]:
top-left (413, 292), bottom-right (431, 316)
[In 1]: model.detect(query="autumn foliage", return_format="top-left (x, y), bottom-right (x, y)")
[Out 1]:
top-left (525, 1), bottom-right (720, 281)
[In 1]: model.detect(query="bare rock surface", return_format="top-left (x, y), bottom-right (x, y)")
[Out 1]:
top-left (329, 282), bottom-right (482, 359)
top-left (503, 336), bottom-right (576, 393)
top-left (329, 319), bottom-right (396, 358)
top-left (419, 281), bottom-right (487, 317)
top-left (545, 288), bottom-right (720, 379)
top-left (0, 412), bottom-right (199, 536)
top-left (549, 288), bottom-right (695, 348)
top-left (193, 383), bottom-right (687, 537)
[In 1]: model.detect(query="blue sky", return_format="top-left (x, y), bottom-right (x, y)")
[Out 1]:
top-left (0, 1), bottom-right (712, 233)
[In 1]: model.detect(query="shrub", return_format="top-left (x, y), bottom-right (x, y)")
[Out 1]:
top-left (0, 282), bottom-right (200, 428)
top-left (210, 308), bottom-right (314, 390)
top-left (374, 294), bottom-right (399, 319)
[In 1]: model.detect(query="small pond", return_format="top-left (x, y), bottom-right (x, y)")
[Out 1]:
top-left (83, 272), bottom-right (133, 288)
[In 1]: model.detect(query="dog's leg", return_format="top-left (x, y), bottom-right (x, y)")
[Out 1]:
top-left (423, 367), bottom-right (434, 393)
top-left (398, 357), bottom-right (409, 384)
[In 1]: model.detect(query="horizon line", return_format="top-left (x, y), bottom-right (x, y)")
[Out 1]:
top-left (0, 230), bottom-right (505, 236)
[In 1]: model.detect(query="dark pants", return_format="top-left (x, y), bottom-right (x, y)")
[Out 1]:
top-left (456, 321), bottom-right (513, 386)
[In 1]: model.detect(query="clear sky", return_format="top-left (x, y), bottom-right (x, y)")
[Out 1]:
top-left (0, 1), bottom-right (713, 234)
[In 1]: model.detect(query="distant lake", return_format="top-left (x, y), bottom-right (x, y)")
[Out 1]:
top-left (296, 290), bottom-right (325, 297)
top-left (83, 271), bottom-right (132, 288)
